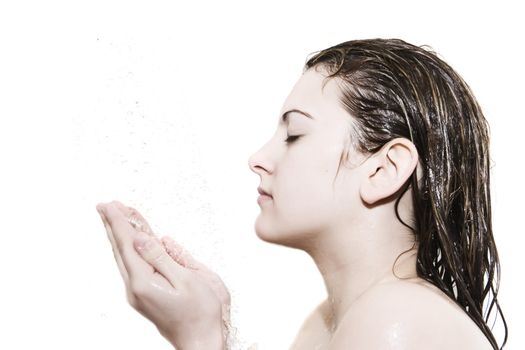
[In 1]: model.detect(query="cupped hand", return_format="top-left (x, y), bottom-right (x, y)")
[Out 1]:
top-left (96, 200), bottom-right (231, 349)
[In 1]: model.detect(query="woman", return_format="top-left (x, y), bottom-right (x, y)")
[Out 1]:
top-left (96, 38), bottom-right (508, 349)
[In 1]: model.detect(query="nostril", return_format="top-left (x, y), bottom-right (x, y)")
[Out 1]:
top-left (248, 157), bottom-right (257, 171)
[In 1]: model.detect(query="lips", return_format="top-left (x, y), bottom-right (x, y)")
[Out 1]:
top-left (257, 186), bottom-right (272, 197)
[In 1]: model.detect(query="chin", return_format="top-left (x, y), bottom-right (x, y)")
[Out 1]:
top-left (253, 217), bottom-right (281, 243)
top-left (253, 217), bottom-right (315, 250)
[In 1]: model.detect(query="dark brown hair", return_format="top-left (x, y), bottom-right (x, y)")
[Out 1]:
top-left (304, 38), bottom-right (507, 349)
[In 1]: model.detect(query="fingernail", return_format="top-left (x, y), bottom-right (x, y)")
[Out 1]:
top-left (96, 203), bottom-right (105, 214)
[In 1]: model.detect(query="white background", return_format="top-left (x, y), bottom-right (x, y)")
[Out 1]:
top-left (0, 1), bottom-right (522, 349)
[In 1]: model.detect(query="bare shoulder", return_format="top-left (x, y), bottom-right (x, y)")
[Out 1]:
top-left (290, 300), bottom-right (333, 349)
top-left (329, 279), bottom-right (494, 349)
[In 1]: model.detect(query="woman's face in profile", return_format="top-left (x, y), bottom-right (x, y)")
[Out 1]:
top-left (248, 68), bottom-right (366, 248)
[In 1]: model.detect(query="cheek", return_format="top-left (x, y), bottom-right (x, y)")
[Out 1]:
top-left (255, 134), bottom-right (352, 240)
top-left (272, 157), bottom-right (340, 226)
top-left (254, 172), bottom-right (335, 243)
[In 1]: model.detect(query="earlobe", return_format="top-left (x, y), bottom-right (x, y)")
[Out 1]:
top-left (359, 165), bottom-right (387, 205)
top-left (359, 138), bottom-right (418, 205)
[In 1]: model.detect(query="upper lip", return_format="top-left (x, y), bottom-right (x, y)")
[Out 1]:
top-left (258, 186), bottom-right (272, 197)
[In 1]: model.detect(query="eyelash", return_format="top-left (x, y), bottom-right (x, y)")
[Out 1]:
top-left (285, 135), bottom-right (301, 144)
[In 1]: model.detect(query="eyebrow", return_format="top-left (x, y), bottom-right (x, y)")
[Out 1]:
top-left (280, 109), bottom-right (316, 123)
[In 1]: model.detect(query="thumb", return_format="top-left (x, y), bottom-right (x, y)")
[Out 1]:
top-left (134, 234), bottom-right (187, 287)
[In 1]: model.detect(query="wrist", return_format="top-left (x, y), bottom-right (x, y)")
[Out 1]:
top-left (171, 325), bottom-right (226, 350)
top-left (175, 336), bottom-right (225, 350)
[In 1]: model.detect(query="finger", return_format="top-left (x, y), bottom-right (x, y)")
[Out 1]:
top-left (96, 204), bottom-right (130, 284)
top-left (111, 200), bottom-right (156, 236)
top-left (134, 235), bottom-right (188, 288)
top-left (161, 236), bottom-right (201, 270)
top-left (102, 202), bottom-right (155, 281)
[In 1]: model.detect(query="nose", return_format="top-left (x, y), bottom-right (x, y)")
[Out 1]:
top-left (249, 130), bottom-right (280, 175)
top-left (248, 149), bottom-right (270, 175)
top-left (248, 153), bottom-right (260, 174)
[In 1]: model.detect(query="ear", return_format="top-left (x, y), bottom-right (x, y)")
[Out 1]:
top-left (359, 138), bottom-right (418, 205)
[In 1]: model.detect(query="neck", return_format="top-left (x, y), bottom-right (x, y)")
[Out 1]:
top-left (304, 223), bottom-right (419, 332)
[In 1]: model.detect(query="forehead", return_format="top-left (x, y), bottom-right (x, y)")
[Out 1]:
top-left (279, 68), bottom-right (344, 122)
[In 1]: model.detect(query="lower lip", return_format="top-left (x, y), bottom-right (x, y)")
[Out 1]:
top-left (257, 194), bottom-right (273, 204)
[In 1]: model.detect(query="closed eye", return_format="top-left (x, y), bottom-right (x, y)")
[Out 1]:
top-left (285, 135), bottom-right (301, 144)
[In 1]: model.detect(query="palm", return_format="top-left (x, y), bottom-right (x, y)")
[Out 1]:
top-left (161, 236), bottom-right (232, 318)
top-left (115, 201), bottom-right (231, 318)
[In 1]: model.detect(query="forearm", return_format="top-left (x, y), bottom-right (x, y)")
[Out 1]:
top-left (176, 338), bottom-right (225, 350)
top-left (171, 325), bottom-right (227, 350)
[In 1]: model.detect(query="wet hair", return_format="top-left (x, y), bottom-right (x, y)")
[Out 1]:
top-left (303, 38), bottom-right (507, 349)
